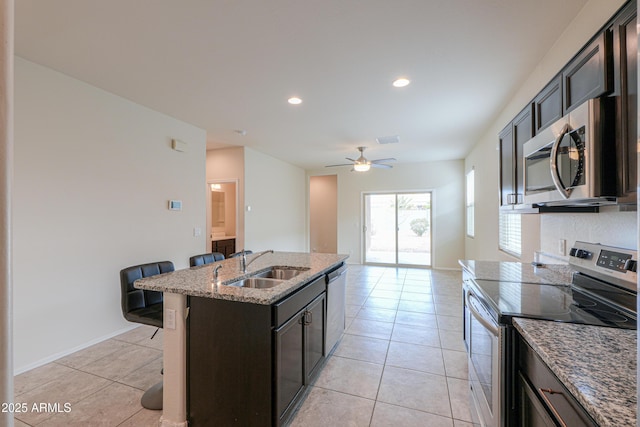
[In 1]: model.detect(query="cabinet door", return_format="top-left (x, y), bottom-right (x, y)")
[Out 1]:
top-left (612, 3), bottom-right (637, 200)
top-left (562, 32), bottom-right (611, 112)
top-left (512, 105), bottom-right (534, 205)
top-left (499, 124), bottom-right (515, 207)
top-left (304, 294), bottom-right (326, 382)
top-left (518, 372), bottom-right (556, 427)
top-left (275, 312), bottom-right (305, 423)
top-left (534, 75), bottom-right (562, 133)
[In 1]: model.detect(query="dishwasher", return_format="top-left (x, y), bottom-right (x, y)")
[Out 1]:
top-left (325, 263), bottom-right (347, 354)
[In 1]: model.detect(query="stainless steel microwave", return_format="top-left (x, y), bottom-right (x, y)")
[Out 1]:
top-left (523, 98), bottom-right (617, 206)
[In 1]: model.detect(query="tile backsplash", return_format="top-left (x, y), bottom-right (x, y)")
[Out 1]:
top-left (540, 211), bottom-right (637, 261)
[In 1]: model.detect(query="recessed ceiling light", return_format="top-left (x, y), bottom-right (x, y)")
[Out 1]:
top-left (288, 97), bottom-right (302, 105)
top-left (392, 78), bottom-right (410, 88)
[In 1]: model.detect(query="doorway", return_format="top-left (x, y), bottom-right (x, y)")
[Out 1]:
top-left (309, 175), bottom-right (338, 253)
top-left (207, 179), bottom-right (238, 254)
top-left (363, 192), bottom-right (432, 267)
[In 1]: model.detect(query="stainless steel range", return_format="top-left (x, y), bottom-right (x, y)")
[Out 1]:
top-left (462, 242), bottom-right (637, 427)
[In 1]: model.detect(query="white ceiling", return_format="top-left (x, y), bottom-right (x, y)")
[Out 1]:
top-left (15, 0), bottom-right (588, 170)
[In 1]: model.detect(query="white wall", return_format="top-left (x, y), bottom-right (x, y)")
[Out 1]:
top-left (14, 57), bottom-right (206, 372)
top-left (309, 160), bottom-right (465, 269)
top-left (464, 0), bottom-right (629, 262)
top-left (243, 147), bottom-right (306, 252)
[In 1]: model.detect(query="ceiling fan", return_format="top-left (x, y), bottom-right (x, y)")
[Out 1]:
top-left (325, 146), bottom-right (396, 172)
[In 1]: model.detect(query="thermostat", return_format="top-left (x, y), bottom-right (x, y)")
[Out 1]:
top-left (169, 200), bottom-right (182, 211)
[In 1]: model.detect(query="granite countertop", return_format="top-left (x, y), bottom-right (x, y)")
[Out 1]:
top-left (134, 251), bottom-right (348, 305)
top-left (513, 318), bottom-right (637, 427)
top-left (458, 259), bottom-right (574, 284)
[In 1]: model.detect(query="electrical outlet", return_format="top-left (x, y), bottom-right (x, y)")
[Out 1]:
top-left (558, 239), bottom-right (566, 256)
top-left (193, 227), bottom-right (202, 237)
top-left (165, 308), bottom-right (176, 330)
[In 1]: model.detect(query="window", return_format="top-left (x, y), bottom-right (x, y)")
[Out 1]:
top-left (466, 169), bottom-right (474, 237)
top-left (499, 212), bottom-right (521, 257)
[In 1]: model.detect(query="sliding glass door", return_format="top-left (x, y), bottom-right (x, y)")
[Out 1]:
top-left (363, 192), bottom-right (432, 267)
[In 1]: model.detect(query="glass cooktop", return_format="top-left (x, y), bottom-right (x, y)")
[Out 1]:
top-left (471, 279), bottom-right (637, 329)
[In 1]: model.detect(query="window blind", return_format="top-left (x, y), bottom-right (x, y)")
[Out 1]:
top-left (499, 212), bottom-right (521, 257)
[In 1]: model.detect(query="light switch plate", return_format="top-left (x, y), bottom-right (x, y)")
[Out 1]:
top-left (558, 239), bottom-right (566, 256)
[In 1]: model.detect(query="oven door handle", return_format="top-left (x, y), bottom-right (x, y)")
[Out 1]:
top-left (466, 290), bottom-right (499, 336)
top-left (550, 123), bottom-right (572, 199)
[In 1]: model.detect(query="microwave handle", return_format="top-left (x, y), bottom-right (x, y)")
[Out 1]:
top-left (549, 123), bottom-right (571, 199)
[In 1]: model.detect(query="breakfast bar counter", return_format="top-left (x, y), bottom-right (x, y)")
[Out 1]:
top-left (135, 251), bottom-right (348, 304)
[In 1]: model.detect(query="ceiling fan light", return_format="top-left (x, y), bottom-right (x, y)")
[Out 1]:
top-left (354, 163), bottom-right (370, 172)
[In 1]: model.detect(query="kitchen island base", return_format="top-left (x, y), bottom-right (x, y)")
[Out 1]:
top-left (188, 275), bottom-right (327, 426)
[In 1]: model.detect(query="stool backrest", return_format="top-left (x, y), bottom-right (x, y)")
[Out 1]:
top-left (189, 252), bottom-right (225, 267)
top-left (120, 261), bottom-right (174, 322)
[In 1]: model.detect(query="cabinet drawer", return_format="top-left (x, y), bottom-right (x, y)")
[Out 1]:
top-left (519, 339), bottom-right (597, 427)
top-left (273, 276), bottom-right (325, 327)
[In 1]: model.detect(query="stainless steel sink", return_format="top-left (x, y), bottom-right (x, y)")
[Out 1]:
top-left (222, 266), bottom-right (310, 289)
top-left (253, 266), bottom-right (310, 280)
top-left (228, 277), bottom-right (283, 289)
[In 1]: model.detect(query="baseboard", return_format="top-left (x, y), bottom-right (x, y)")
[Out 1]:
top-left (433, 266), bottom-right (462, 271)
top-left (14, 324), bottom-right (139, 375)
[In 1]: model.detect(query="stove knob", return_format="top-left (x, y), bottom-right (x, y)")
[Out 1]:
top-left (575, 249), bottom-right (590, 259)
top-left (623, 259), bottom-right (637, 272)
top-left (569, 247), bottom-right (578, 257)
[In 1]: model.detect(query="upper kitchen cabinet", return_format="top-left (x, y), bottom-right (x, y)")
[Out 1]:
top-left (499, 104), bottom-right (533, 208)
top-left (533, 74), bottom-right (562, 134)
top-left (562, 31), bottom-right (612, 113)
top-left (610, 0), bottom-right (637, 202)
top-left (498, 0), bottom-right (637, 210)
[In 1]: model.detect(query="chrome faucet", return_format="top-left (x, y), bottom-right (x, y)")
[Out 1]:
top-left (213, 264), bottom-right (222, 281)
top-left (241, 250), bottom-right (274, 273)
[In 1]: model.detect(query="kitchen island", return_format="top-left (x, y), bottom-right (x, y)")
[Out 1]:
top-left (135, 251), bottom-right (348, 427)
top-left (514, 318), bottom-right (637, 427)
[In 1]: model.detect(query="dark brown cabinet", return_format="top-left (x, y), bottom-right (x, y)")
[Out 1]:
top-left (275, 292), bottom-right (325, 425)
top-left (517, 336), bottom-right (597, 427)
top-left (533, 74), bottom-right (562, 133)
top-left (518, 372), bottom-right (556, 427)
top-left (562, 31), bottom-right (612, 113)
top-left (611, 0), bottom-right (637, 202)
top-left (498, 124), bottom-right (514, 207)
top-left (187, 275), bottom-right (326, 427)
top-left (499, 105), bottom-right (533, 207)
top-left (498, 0), bottom-right (636, 209)
top-left (212, 238), bottom-right (235, 258)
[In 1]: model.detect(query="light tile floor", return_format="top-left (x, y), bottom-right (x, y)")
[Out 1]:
top-left (13, 265), bottom-right (471, 427)
top-left (289, 265), bottom-right (473, 427)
